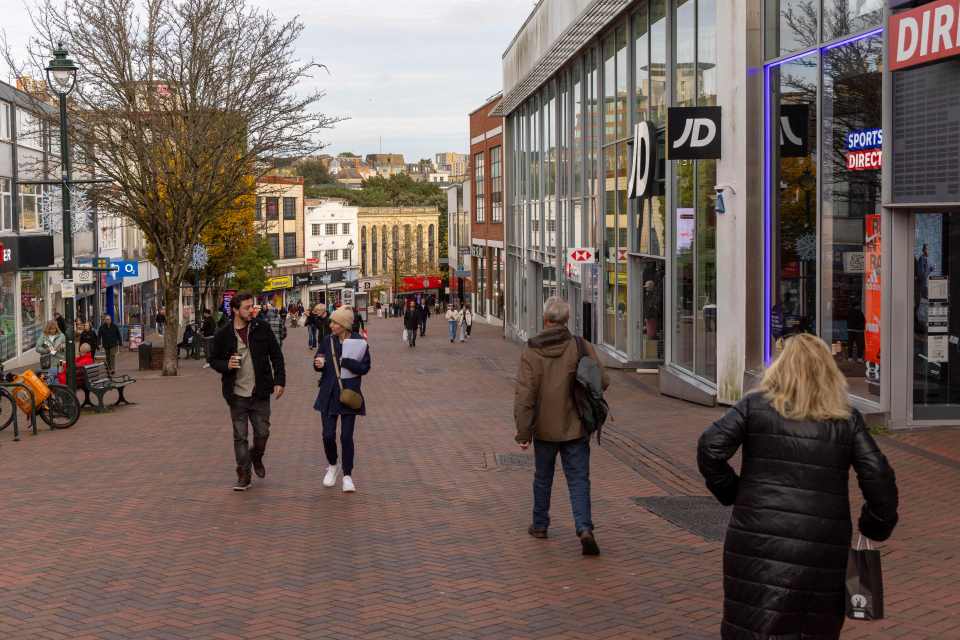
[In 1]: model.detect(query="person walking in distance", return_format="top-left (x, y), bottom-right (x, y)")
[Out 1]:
top-left (445, 304), bottom-right (458, 343)
top-left (417, 300), bottom-right (429, 337)
top-left (305, 304), bottom-right (322, 351)
top-left (97, 314), bottom-right (123, 375)
top-left (209, 292), bottom-right (286, 492)
top-left (457, 304), bottom-right (468, 343)
top-left (515, 297), bottom-right (609, 556)
top-left (463, 305), bottom-right (474, 340)
top-left (155, 307), bottom-right (166, 336)
top-left (78, 321), bottom-right (98, 357)
top-left (315, 306), bottom-right (371, 493)
top-left (265, 304), bottom-right (288, 346)
top-left (403, 300), bottom-right (420, 348)
top-left (697, 334), bottom-right (898, 640)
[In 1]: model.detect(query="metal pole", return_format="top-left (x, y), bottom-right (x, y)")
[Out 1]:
top-left (92, 207), bottom-right (101, 327)
top-left (59, 92), bottom-right (76, 392)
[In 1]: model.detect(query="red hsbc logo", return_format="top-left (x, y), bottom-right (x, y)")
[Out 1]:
top-left (889, 0), bottom-right (960, 71)
top-left (567, 248), bottom-right (595, 263)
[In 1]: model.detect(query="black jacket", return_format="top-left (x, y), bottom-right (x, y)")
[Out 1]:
top-left (208, 318), bottom-right (286, 402)
top-left (98, 323), bottom-right (123, 349)
top-left (201, 316), bottom-right (217, 337)
top-left (697, 393), bottom-right (899, 640)
top-left (78, 329), bottom-right (98, 354)
top-left (313, 333), bottom-right (371, 416)
top-left (403, 309), bottom-right (420, 331)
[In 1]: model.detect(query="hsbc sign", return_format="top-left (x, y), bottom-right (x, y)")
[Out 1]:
top-left (889, 0), bottom-right (960, 71)
top-left (567, 247), bottom-right (596, 264)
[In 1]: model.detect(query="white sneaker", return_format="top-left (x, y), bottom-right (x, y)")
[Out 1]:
top-left (342, 475), bottom-right (356, 493)
top-left (323, 464), bottom-right (339, 488)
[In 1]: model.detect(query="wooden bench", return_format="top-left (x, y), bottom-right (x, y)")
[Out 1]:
top-left (79, 363), bottom-right (137, 413)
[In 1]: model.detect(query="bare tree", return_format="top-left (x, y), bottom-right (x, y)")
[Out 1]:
top-left (5, 0), bottom-right (339, 374)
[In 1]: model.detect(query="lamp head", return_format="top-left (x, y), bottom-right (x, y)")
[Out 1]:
top-left (45, 44), bottom-right (79, 95)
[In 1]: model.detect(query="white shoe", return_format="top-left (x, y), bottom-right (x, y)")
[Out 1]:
top-left (342, 475), bottom-right (356, 493)
top-left (323, 464), bottom-right (339, 488)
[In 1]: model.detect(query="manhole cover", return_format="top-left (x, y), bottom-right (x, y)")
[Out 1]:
top-left (493, 452), bottom-right (534, 469)
top-left (633, 496), bottom-right (730, 542)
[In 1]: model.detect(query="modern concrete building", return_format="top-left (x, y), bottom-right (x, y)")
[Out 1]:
top-left (496, 1), bottom-right (952, 428)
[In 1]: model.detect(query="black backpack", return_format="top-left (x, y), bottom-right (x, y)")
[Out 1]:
top-left (572, 337), bottom-right (610, 441)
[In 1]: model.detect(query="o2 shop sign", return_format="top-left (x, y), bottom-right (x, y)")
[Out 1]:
top-left (846, 128), bottom-right (883, 171)
top-left (889, 0), bottom-right (960, 71)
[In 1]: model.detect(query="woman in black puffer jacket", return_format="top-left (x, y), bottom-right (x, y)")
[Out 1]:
top-left (698, 334), bottom-right (899, 640)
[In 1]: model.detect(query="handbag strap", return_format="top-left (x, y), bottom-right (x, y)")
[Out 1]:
top-left (856, 535), bottom-right (873, 551)
top-left (330, 337), bottom-right (344, 392)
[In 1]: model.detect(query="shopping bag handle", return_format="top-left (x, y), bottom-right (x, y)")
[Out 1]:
top-left (856, 535), bottom-right (874, 551)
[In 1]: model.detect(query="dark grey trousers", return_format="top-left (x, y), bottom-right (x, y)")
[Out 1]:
top-left (228, 395), bottom-right (271, 471)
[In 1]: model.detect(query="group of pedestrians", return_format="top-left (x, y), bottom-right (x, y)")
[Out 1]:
top-left (208, 293), bottom-right (371, 494)
top-left (36, 313), bottom-right (125, 384)
top-left (514, 296), bottom-right (899, 639)
top-left (444, 304), bottom-right (472, 343)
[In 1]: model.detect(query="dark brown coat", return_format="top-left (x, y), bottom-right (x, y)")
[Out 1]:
top-left (514, 326), bottom-right (610, 443)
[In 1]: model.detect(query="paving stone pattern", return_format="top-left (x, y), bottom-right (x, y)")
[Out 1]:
top-left (0, 318), bottom-right (958, 639)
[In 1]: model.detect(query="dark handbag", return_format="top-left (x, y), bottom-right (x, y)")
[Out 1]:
top-left (331, 338), bottom-right (363, 411)
top-left (846, 536), bottom-right (885, 620)
top-left (40, 353), bottom-right (52, 370)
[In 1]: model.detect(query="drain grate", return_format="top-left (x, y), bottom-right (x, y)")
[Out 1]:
top-left (493, 452), bottom-right (534, 469)
top-left (633, 496), bottom-right (731, 542)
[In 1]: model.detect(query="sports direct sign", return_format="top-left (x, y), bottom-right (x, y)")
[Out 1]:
top-left (846, 128), bottom-right (883, 171)
top-left (889, 0), bottom-right (960, 71)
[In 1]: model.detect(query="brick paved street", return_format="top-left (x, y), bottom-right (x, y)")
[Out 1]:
top-left (1, 317), bottom-right (959, 639)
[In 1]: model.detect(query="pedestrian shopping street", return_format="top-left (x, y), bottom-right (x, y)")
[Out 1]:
top-left (1, 318), bottom-right (958, 640)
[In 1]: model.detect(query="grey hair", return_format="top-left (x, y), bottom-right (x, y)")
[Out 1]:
top-left (543, 296), bottom-right (570, 324)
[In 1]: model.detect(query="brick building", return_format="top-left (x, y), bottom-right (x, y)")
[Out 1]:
top-left (468, 92), bottom-right (505, 324)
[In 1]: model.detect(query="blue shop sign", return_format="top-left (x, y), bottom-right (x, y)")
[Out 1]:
top-left (846, 128), bottom-right (883, 151)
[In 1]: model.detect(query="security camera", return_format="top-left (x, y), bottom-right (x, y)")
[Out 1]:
top-left (714, 183), bottom-right (736, 195)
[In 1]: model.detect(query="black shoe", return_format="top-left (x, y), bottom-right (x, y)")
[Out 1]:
top-left (528, 525), bottom-right (548, 539)
top-left (252, 458), bottom-right (266, 478)
top-left (579, 530), bottom-right (600, 556)
top-left (233, 467), bottom-right (252, 491)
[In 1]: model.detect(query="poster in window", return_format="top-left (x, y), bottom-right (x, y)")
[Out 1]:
top-left (863, 214), bottom-right (881, 366)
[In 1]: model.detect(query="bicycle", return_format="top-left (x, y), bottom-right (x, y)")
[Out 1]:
top-left (0, 364), bottom-right (81, 435)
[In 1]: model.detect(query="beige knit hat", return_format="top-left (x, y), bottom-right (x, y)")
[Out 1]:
top-left (330, 306), bottom-right (354, 331)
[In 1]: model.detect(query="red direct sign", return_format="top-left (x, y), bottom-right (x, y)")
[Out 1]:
top-left (889, 0), bottom-right (960, 71)
top-left (846, 148), bottom-right (883, 171)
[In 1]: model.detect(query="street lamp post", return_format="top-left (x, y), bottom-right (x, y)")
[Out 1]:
top-left (45, 44), bottom-right (79, 391)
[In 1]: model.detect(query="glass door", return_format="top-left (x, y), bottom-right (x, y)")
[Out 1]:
top-left (912, 212), bottom-right (960, 420)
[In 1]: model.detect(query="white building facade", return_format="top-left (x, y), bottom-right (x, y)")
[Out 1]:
top-left (303, 198), bottom-right (359, 306)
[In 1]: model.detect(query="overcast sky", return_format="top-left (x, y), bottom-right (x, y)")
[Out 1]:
top-left (0, 0), bottom-right (534, 162)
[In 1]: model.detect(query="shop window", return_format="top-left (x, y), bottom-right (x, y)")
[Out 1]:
top-left (649, 0), bottom-right (667, 125)
top-left (0, 272), bottom-right (15, 362)
top-left (0, 178), bottom-right (11, 231)
top-left (820, 33), bottom-right (882, 398)
top-left (768, 53), bottom-right (819, 358)
top-left (823, 0), bottom-right (882, 42)
top-left (491, 146), bottom-right (503, 223)
top-left (475, 151), bottom-right (485, 223)
top-left (765, 0), bottom-right (818, 59)
top-left (19, 184), bottom-right (39, 231)
top-left (20, 271), bottom-right (45, 354)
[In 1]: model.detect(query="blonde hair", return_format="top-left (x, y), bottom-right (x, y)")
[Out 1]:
top-left (44, 321), bottom-right (61, 335)
top-left (312, 304), bottom-right (325, 314)
top-left (759, 333), bottom-right (851, 422)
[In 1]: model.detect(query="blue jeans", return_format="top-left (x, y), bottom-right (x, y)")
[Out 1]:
top-left (532, 437), bottom-right (593, 534)
top-left (307, 324), bottom-right (318, 349)
top-left (448, 320), bottom-right (457, 341)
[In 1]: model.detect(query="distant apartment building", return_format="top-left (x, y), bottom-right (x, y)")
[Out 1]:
top-left (365, 153), bottom-right (405, 176)
top-left (302, 198), bottom-right (359, 306)
top-left (435, 152), bottom-right (469, 181)
top-left (255, 175), bottom-right (309, 308)
top-left (469, 93), bottom-right (504, 323)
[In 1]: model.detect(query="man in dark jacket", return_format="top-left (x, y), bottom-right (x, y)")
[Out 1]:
top-left (417, 302), bottom-right (429, 337)
top-left (97, 314), bottom-right (123, 374)
top-left (403, 301), bottom-right (420, 348)
top-left (208, 292), bottom-right (286, 491)
top-left (514, 296), bottom-right (609, 556)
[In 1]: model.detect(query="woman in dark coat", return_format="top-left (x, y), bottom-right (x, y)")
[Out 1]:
top-left (314, 306), bottom-right (370, 493)
top-left (698, 334), bottom-right (899, 640)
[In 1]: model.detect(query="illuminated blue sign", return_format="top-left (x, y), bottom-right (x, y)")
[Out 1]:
top-left (847, 128), bottom-right (883, 151)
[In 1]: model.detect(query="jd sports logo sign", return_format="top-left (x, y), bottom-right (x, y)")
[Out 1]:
top-left (628, 121), bottom-right (658, 199)
top-left (667, 106), bottom-right (721, 160)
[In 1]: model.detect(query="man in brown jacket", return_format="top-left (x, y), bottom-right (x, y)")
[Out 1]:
top-left (515, 297), bottom-right (610, 555)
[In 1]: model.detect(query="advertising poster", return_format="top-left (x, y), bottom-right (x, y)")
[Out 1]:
top-left (863, 214), bottom-right (881, 366)
top-left (128, 324), bottom-right (143, 351)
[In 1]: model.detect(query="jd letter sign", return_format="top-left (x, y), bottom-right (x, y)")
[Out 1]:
top-left (628, 121), bottom-right (658, 200)
top-left (668, 106), bottom-right (722, 160)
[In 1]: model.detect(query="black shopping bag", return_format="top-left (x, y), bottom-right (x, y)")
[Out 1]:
top-left (846, 536), bottom-right (884, 620)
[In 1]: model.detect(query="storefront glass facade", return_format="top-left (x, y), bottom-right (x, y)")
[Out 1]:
top-left (764, 3), bottom-right (884, 403)
top-left (0, 272), bottom-right (15, 361)
top-left (505, 0), bottom-right (717, 383)
top-left (20, 271), bottom-right (45, 355)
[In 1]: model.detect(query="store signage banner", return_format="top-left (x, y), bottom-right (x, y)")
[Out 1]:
top-left (628, 121), bottom-right (658, 199)
top-left (0, 235), bottom-right (55, 272)
top-left (889, 0), bottom-right (960, 71)
top-left (864, 214), bottom-right (882, 366)
top-left (667, 106), bottom-right (722, 159)
top-left (263, 275), bottom-right (293, 292)
top-left (221, 289), bottom-right (236, 314)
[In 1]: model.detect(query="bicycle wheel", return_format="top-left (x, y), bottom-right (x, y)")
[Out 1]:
top-left (38, 384), bottom-right (81, 429)
top-left (0, 387), bottom-right (16, 431)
